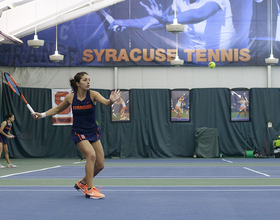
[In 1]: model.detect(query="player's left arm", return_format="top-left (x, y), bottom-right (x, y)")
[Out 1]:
top-left (91, 89), bottom-right (121, 106)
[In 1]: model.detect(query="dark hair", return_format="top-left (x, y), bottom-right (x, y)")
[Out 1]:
top-left (69, 72), bottom-right (88, 93)
top-left (5, 113), bottom-right (14, 120)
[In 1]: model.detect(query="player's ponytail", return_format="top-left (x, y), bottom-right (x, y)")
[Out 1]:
top-left (70, 72), bottom-right (88, 93)
top-left (69, 78), bottom-right (76, 92)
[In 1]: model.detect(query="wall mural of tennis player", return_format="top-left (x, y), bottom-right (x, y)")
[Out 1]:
top-left (171, 89), bottom-right (190, 122)
top-left (111, 90), bottom-right (130, 122)
top-left (230, 88), bottom-right (250, 122)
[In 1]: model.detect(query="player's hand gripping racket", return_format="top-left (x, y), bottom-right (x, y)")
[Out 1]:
top-left (4, 72), bottom-right (36, 114)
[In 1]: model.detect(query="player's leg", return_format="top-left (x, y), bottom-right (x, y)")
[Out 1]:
top-left (238, 108), bottom-right (243, 116)
top-left (175, 106), bottom-right (179, 117)
top-left (77, 140), bottom-right (105, 199)
top-left (84, 140), bottom-right (105, 199)
top-left (120, 108), bottom-right (124, 117)
top-left (92, 140), bottom-right (105, 177)
top-left (3, 144), bottom-right (11, 164)
top-left (74, 140), bottom-right (91, 194)
top-left (178, 107), bottom-right (182, 118)
top-left (77, 140), bottom-right (95, 188)
top-left (0, 142), bottom-right (3, 156)
top-left (0, 142), bottom-right (4, 168)
top-left (3, 144), bottom-right (16, 168)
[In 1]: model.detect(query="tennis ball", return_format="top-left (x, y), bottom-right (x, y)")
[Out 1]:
top-left (208, 62), bottom-right (216, 69)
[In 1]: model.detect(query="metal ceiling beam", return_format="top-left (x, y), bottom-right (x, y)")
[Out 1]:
top-left (0, 0), bottom-right (124, 44)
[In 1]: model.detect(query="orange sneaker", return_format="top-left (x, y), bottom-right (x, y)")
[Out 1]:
top-left (74, 181), bottom-right (87, 195)
top-left (85, 187), bottom-right (105, 199)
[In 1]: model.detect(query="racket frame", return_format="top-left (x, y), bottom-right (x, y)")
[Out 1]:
top-left (4, 72), bottom-right (35, 113)
top-left (15, 132), bottom-right (32, 140)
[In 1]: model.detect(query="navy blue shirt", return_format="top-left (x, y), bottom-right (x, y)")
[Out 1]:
top-left (0, 121), bottom-right (11, 144)
top-left (71, 90), bottom-right (98, 134)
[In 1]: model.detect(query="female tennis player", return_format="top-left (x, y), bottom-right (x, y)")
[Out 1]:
top-left (175, 95), bottom-right (185, 119)
top-left (32, 72), bottom-right (121, 199)
top-left (0, 113), bottom-right (17, 168)
top-left (238, 96), bottom-right (248, 118)
top-left (115, 97), bottom-right (127, 118)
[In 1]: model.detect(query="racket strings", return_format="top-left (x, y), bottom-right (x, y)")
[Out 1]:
top-left (17, 132), bottom-right (32, 140)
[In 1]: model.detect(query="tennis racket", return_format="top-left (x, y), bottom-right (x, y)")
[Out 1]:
top-left (243, 93), bottom-right (249, 104)
top-left (100, 9), bottom-right (126, 33)
top-left (4, 72), bottom-right (35, 114)
top-left (14, 132), bottom-right (32, 140)
top-left (231, 91), bottom-right (241, 99)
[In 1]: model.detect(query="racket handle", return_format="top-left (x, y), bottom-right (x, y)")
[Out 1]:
top-left (26, 104), bottom-right (35, 113)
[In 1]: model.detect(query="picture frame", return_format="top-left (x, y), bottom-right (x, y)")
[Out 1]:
top-left (111, 90), bottom-right (130, 122)
top-left (230, 88), bottom-right (250, 122)
top-left (170, 89), bottom-right (190, 122)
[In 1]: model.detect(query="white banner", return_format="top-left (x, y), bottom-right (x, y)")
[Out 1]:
top-left (51, 89), bottom-right (73, 125)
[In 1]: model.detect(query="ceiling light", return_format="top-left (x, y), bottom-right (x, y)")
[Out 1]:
top-left (49, 50), bottom-right (64, 62)
top-left (49, 0), bottom-right (64, 62)
top-left (28, 0), bottom-right (44, 48)
top-left (166, 19), bottom-right (184, 34)
top-left (265, 0), bottom-right (279, 65)
top-left (265, 54), bottom-right (279, 64)
top-left (166, 0), bottom-right (184, 34)
top-left (170, 56), bottom-right (184, 66)
top-left (28, 34), bottom-right (44, 48)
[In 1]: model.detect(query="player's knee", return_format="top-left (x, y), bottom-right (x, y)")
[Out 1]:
top-left (86, 154), bottom-right (96, 162)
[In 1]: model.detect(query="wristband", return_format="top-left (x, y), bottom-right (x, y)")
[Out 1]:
top-left (41, 112), bottom-right (46, 118)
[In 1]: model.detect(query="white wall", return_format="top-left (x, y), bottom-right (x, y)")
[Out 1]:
top-left (0, 65), bottom-right (279, 89)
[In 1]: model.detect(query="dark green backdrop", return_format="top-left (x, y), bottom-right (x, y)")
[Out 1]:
top-left (1, 83), bottom-right (280, 158)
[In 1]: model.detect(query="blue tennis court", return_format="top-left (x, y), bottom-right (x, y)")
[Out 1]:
top-left (1, 158), bottom-right (280, 220)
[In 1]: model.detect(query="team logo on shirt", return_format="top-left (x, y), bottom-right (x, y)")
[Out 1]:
top-left (81, 135), bottom-right (85, 139)
top-left (73, 104), bottom-right (93, 110)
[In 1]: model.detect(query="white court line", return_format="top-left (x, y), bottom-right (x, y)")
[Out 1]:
top-left (0, 189), bottom-right (280, 192)
top-left (243, 167), bottom-right (270, 177)
top-left (73, 161), bottom-right (86, 164)
top-left (0, 165), bottom-right (61, 178)
top-left (95, 176), bottom-right (253, 179)
top-left (222, 159), bottom-right (233, 163)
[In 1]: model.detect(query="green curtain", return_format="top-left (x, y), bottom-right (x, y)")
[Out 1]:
top-left (120, 89), bottom-right (194, 158)
top-left (2, 84), bottom-right (279, 158)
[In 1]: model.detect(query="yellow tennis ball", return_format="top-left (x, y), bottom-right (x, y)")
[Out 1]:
top-left (208, 62), bottom-right (216, 69)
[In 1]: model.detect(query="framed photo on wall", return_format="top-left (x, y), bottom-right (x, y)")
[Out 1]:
top-left (170, 89), bottom-right (190, 122)
top-left (230, 88), bottom-right (250, 122)
top-left (111, 90), bottom-right (130, 122)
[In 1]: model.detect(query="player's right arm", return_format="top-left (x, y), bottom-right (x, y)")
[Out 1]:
top-left (32, 93), bottom-right (73, 119)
